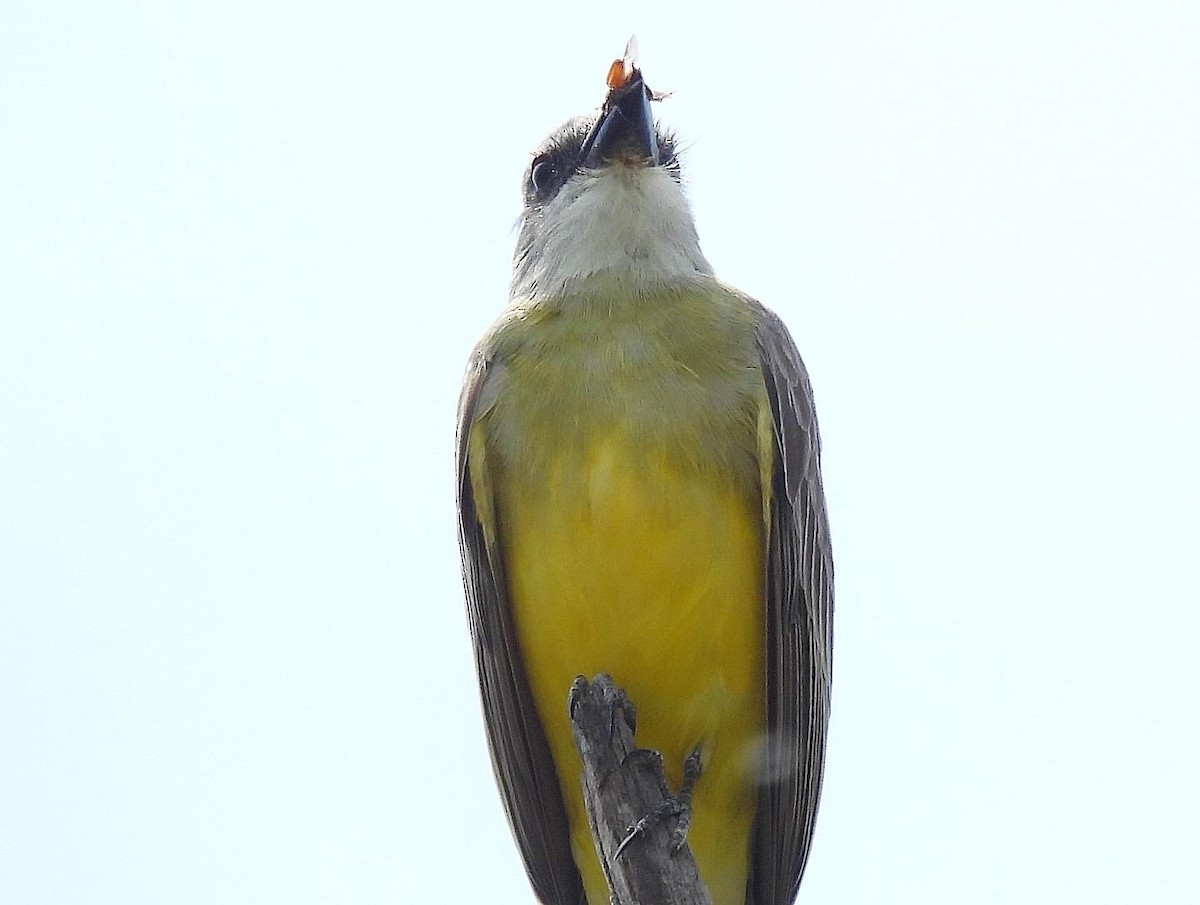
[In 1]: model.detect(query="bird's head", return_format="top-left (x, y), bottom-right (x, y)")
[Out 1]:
top-left (511, 57), bottom-right (713, 301)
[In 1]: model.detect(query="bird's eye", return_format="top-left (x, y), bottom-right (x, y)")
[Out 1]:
top-left (658, 143), bottom-right (681, 179)
top-left (530, 157), bottom-right (559, 196)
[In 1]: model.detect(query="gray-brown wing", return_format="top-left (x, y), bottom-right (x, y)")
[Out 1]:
top-left (748, 304), bottom-right (835, 905)
top-left (456, 347), bottom-right (585, 905)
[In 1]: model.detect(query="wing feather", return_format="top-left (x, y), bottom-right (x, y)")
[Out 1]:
top-left (456, 347), bottom-right (585, 905)
top-left (748, 304), bottom-right (835, 905)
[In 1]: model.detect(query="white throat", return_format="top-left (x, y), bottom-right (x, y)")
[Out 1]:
top-left (512, 165), bottom-right (713, 300)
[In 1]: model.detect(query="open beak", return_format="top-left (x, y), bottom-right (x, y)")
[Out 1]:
top-left (578, 71), bottom-right (659, 168)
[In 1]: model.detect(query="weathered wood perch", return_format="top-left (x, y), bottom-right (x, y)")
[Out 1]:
top-left (568, 674), bottom-right (713, 905)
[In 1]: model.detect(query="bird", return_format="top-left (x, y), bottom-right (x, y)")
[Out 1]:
top-left (456, 43), bottom-right (833, 905)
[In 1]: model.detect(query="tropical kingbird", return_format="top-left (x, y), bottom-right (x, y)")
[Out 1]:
top-left (456, 50), bottom-right (833, 905)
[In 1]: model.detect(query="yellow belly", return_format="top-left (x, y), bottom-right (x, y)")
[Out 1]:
top-left (502, 432), bottom-right (765, 905)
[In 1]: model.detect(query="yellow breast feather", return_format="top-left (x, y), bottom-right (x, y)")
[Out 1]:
top-left (472, 280), bottom-right (771, 905)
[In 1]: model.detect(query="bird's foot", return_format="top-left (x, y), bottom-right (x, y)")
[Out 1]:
top-left (615, 745), bottom-right (703, 858)
top-left (569, 674), bottom-right (637, 738)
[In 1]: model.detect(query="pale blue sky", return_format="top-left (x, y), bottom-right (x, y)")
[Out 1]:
top-left (2, 2), bottom-right (1197, 903)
